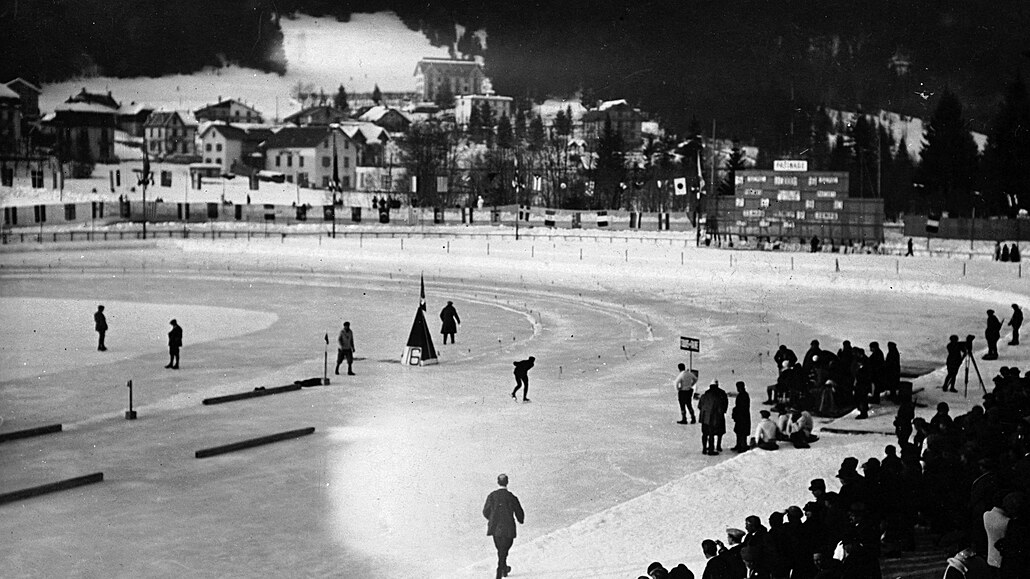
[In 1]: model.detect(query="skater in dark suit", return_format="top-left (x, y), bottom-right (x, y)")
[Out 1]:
top-left (166, 319), bottom-right (182, 369)
top-left (984, 309), bottom-right (1002, 360)
top-left (483, 473), bottom-right (524, 579)
top-left (439, 301), bottom-right (461, 344)
top-left (512, 357), bottom-right (535, 401)
top-left (94, 305), bottom-right (108, 351)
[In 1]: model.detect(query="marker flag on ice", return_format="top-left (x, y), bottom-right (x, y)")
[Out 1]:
top-left (324, 333), bottom-right (329, 345)
top-left (420, 274), bottom-right (427, 311)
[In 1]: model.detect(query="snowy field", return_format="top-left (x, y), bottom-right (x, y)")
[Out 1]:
top-left (1, 233), bottom-right (1027, 578)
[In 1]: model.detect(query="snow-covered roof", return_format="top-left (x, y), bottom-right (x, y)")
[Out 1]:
top-left (145, 110), bottom-right (199, 128)
top-left (54, 101), bottom-right (121, 115)
top-left (5, 77), bottom-right (42, 93)
top-left (598, 99), bottom-right (628, 111)
top-left (337, 122), bottom-right (388, 143)
top-left (0, 84), bottom-right (20, 100)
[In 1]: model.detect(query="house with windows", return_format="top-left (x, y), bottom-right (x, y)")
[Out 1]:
top-left (4, 78), bottom-right (41, 120)
top-left (454, 94), bottom-right (514, 127)
top-left (580, 99), bottom-right (645, 149)
top-left (0, 83), bottom-right (22, 154)
top-left (355, 106), bottom-right (411, 134)
top-left (260, 126), bottom-right (358, 190)
top-left (144, 111), bottom-right (199, 161)
top-left (44, 89), bottom-right (121, 164)
top-left (198, 123), bottom-right (272, 175)
top-left (194, 98), bottom-right (264, 124)
top-left (414, 58), bottom-right (484, 103)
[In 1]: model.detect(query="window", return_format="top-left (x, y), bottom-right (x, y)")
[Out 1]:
top-left (182, 142), bottom-right (189, 153)
top-left (381, 175), bottom-right (392, 191)
top-left (299, 156), bottom-right (304, 168)
top-left (298, 172), bottom-right (308, 187)
top-left (205, 143), bottom-right (212, 152)
top-left (216, 158), bottom-right (221, 165)
top-left (287, 155), bottom-right (292, 167)
top-left (343, 157), bottom-right (349, 168)
top-left (286, 175), bottom-right (293, 183)
top-left (275, 156), bottom-right (281, 167)
top-left (161, 170), bottom-right (172, 187)
top-left (342, 176), bottom-right (350, 188)
top-left (31, 169), bottom-right (43, 188)
top-left (34, 204), bottom-right (46, 222)
top-left (344, 140), bottom-right (349, 149)
top-left (322, 156), bottom-right (331, 168)
top-left (205, 158), bottom-right (211, 164)
top-left (216, 143), bottom-right (222, 152)
top-left (322, 176), bottom-right (331, 188)
top-left (1, 167), bottom-right (13, 186)
top-left (116, 170), bottom-right (121, 187)
top-left (65, 204), bottom-right (76, 220)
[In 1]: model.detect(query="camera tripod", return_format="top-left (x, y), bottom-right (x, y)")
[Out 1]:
top-left (962, 334), bottom-right (986, 397)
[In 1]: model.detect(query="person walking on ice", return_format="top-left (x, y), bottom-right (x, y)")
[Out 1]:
top-left (335, 321), bottom-right (355, 375)
top-left (483, 473), bottom-right (525, 579)
top-left (512, 356), bottom-right (535, 402)
top-left (673, 363), bottom-right (698, 424)
top-left (439, 300), bottom-right (461, 344)
top-left (166, 319), bottom-right (182, 369)
top-left (94, 305), bottom-right (108, 351)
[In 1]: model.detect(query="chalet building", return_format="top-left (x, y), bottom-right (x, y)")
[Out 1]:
top-left (454, 95), bottom-right (514, 126)
top-left (194, 98), bottom-right (263, 124)
top-left (144, 111), bottom-right (199, 161)
top-left (0, 83), bottom-right (22, 154)
top-left (355, 106), bottom-right (411, 134)
top-left (414, 58), bottom-right (484, 103)
top-left (581, 100), bottom-right (644, 149)
top-left (45, 89), bottom-right (121, 164)
top-left (283, 105), bottom-right (350, 127)
top-left (198, 124), bottom-right (272, 174)
top-left (336, 122), bottom-right (390, 167)
top-left (261, 126), bottom-right (358, 190)
top-left (4, 78), bottom-right (41, 120)
top-left (117, 104), bottom-right (153, 138)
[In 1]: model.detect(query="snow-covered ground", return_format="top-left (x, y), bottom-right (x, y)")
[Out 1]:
top-left (1, 233), bottom-right (1026, 578)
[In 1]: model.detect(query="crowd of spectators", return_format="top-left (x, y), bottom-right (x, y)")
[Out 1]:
top-left (636, 364), bottom-right (1030, 579)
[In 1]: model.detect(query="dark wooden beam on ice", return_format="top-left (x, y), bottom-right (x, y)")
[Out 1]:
top-left (194, 427), bottom-right (315, 459)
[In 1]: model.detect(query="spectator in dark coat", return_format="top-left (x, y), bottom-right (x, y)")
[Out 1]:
top-left (984, 309), bottom-right (1002, 360)
top-left (166, 319), bottom-right (182, 369)
top-left (743, 515), bottom-right (775, 578)
top-left (1008, 304), bottom-right (1022, 346)
top-left (439, 301), bottom-right (461, 344)
top-left (731, 381), bottom-right (751, 452)
top-left (802, 340), bottom-right (822, 372)
top-left (867, 342), bottom-right (886, 403)
top-left (852, 350), bottom-right (872, 419)
top-left (718, 528), bottom-right (747, 578)
top-left (698, 380), bottom-right (729, 455)
top-left (483, 473), bottom-right (525, 579)
top-left (812, 551), bottom-right (842, 579)
top-left (511, 357), bottom-right (535, 401)
top-left (774, 345), bottom-right (798, 376)
top-left (94, 305), bottom-right (108, 351)
top-left (701, 539), bottom-right (733, 579)
top-left (943, 335), bottom-right (964, 392)
top-left (883, 342), bottom-right (901, 399)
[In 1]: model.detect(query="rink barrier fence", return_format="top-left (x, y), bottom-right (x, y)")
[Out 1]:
top-left (0, 472), bottom-right (104, 505)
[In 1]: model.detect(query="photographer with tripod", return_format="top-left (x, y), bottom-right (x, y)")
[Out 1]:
top-left (942, 335), bottom-right (964, 393)
top-left (983, 309), bottom-right (1003, 360)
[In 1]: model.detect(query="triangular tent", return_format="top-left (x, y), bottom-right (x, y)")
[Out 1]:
top-left (401, 307), bottom-right (438, 366)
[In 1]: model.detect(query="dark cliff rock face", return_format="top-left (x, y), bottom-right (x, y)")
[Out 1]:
top-left (2, 0), bottom-right (1024, 137)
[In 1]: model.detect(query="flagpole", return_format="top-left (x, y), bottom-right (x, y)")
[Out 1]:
top-left (323, 332), bottom-right (329, 384)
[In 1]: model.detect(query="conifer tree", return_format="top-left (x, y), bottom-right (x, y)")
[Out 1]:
top-left (334, 85), bottom-right (348, 111)
top-left (915, 89), bottom-right (980, 216)
top-left (514, 106), bottom-right (527, 143)
top-left (372, 84), bottom-right (382, 106)
top-left (716, 142), bottom-right (746, 196)
top-left (496, 114), bottom-right (514, 149)
top-left (595, 115), bottom-right (626, 208)
top-left (982, 75), bottom-right (1030, 216)
top-left (888, 137), bottom-right (915, 218)
top-left (528, 115), bottom-right (546, 151)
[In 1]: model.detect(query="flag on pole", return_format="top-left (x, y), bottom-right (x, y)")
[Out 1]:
top-left (420, 274), bottom-right (427, 311)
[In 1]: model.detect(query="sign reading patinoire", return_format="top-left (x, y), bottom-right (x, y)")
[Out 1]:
top-left (774, 159), bottom-right (809, 172)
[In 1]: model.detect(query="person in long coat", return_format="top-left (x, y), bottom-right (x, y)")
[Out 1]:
top-left (483, 473), bottom-right (525, 579)
top-left (166, 319), bottom-right (182, 369)
top-left (1008, 303), bottom-right (1023, 346)
top-left (94, 305), bottom-right (108, 351)
top-left (731, 381), bottom-right (751, 452)
top-left (439, 300), bottom-right (461, 344)
top-left (698, 380), bottom-right (729, 455)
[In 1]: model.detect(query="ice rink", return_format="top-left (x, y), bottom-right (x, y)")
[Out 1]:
top-left (1, 232), bottom-right (1027, 578)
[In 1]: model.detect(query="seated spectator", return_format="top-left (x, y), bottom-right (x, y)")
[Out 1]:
top-left (788, 409), bottom-right (818, 448)
top-left (753, 410), bottom-right (780, 450)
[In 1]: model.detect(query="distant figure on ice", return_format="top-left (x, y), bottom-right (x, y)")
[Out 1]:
top-left (698, 380), bottom-right (728, 455)
top-left (94, 305), bottom-right (108, 351)
top-left (1001, 244), bottom-right (1011, 262)
top-left (335, 321), bottom-right (355, 375)
top-left (906, 238), bottom-right (914, 256)
top-left (810, 235), bottom-right (820, 253)
top-left (439, 301), bottom-right (461, 344)
top-left (731, 381), bottom-right (751, 452)
top-left (1010, 243), bottom-right (1021, 262)
top-left (483, 473), bottom-right (524, 579)
top-left (512, 356), bottom-right (535, 402)
top-left (1008, 304), bottom-right (1023, 346)
top-left (984, 309), bottom-right (1002, 360)
top-left (166, 319), bottom-right (182, 369)
top-left (673, 363), bottom-right (698, 424)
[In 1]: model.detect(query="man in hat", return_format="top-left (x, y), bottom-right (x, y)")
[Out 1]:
top-left (94, 305), bottom-right (108, 351)
top-left (1008, 303), bottom-right (1023, 346)
top-left (439, 300), bottom-right (461, 344)
top-left (717, 528), bottom-right (747, 577)
top-left (483, 473), bottom-right (524, 579)
top-left (335, 321), bottom-right (355, 375)
top-left (673, 363), bottom-right (698, 424)
top-left (166, 319), bottom-right (182, 369)
top-left (809, 479), bottom-right (827, 503)
top-left (984, 309), bottom-right (1002, 360)
top-left (731, 381), bottom-right (751, 452)
top-left (698, 380), bottom-right (728, 455)
top-left (836, 458), bottom-right (869, 513)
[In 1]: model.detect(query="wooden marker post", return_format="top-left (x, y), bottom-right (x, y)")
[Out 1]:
top-left (125, 379), bottom-right (137, 419)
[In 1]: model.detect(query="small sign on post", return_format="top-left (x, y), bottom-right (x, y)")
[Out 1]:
top-left (680, 336), bottom-right (700, 371)
top-left (125, 379), bottom-right (137, 420)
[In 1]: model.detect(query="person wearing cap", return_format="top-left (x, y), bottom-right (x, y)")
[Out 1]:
top-left (698, 380), bottom-right (729, 455)
top-left (335, 321), bottom-right (355, 375)
top-left (717, 528), bottom-right (747, 577)
top-left (165, 319), bottom-right (182, 369)
top-left (753, 410), bottom-right (779, 450)
top-left (809, 479), bottom-right (826, 503)
top-left (94, 304), bottom-right (108, 351)
top-left (439, 300), bottom-right (461, 344)
top-left (512, 356), bottom-right (535, 402)
top-left (483, 473), bottom-right (524, 579)
top-left (673, 363), bottom-right (698, 424)
top-left (1008, 303), bottom-right (1022, 345)
top-left (730, 381), bottom-right (751, 452)
top-left (984, 309), bottom-right (1002, 360)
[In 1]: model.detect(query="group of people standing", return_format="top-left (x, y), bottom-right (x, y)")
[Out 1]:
top-left (672, 369), bottom-right (757, 455)
top-left (92, 305), bottom-right (182, 369)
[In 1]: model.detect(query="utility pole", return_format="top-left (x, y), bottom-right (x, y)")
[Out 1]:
top-left (137, 145), bottom-right (152, 240)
